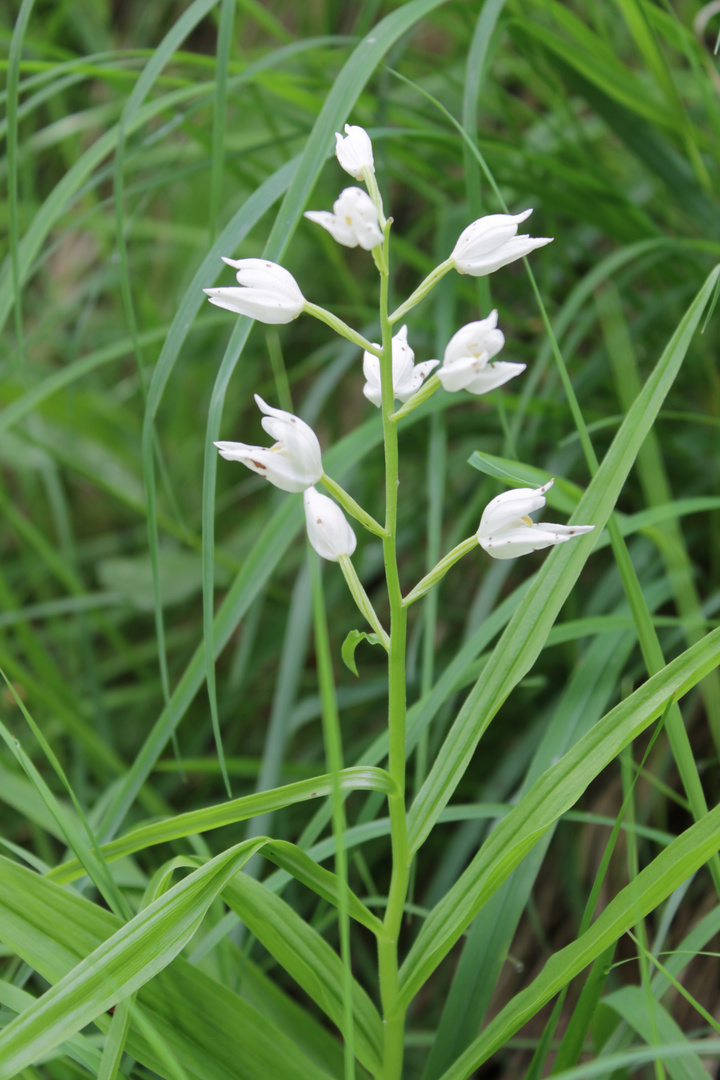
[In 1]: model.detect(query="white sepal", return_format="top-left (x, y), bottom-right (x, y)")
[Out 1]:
top-left (477, 480), bottom-right (594, 560)
top-left (437, 312), bottom-right (524, 395)
top-left (214, 395), bottom-right (322, 493)
top-left (363, 325), bottom-right (439, 408)
top-left (304, 487), bottom-right (357, 561)
top-left (204, 258), bottom-right (305, 325)
top-left (305, 187), bottom-right (383, 251)
top-left (451, 210), bottom-right (552, 276)
top-left (334, 124), bottom-right (375, 179)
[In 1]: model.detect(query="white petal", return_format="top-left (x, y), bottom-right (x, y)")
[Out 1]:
top-left (443, 313), bottom-right (500, 364)
top-left (437, 353), bottom-right (481, 393)
top-left (479, 522), bottom-right (594, 560)
top-left (394, 359), bottom-right (440, 402)
top-left (465, 361), bottom-right (526, 395)
top-left (454, 234), bottom-right (553, 276)
top-left (304, 209), bottom-right (359, 248)
top-left (477, 481), bottom-right (554, 537)
top-left (204, 287), bottom-right (301, 325)
top-left (391, 325), bottom-right (415, 384)
top-left (362, 351), bottom-right (382, 407)
top-left (222, 258), bottom-right (304, 302)
top-left (335, 124), bottom-right (374, 179)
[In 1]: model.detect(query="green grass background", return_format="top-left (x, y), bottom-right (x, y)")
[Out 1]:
top-left (2, 1), bottom-right (720, 1077)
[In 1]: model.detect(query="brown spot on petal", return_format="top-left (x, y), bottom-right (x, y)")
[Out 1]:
top-left (317, 518), bottom-right (323, 524)
top-left (250, 460), bottom-right (266, 469)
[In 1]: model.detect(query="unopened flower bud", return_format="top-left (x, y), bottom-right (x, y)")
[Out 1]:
top-left (451, 210), bottom-right (552, 276)
top-left (334, 124), bottom-right (374, 180)
top-left (304, 487), bottom-right (357, 561)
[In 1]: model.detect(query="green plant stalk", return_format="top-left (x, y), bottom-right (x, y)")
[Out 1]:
top-left (321, 474), bottom-right (389, 539)
top-left (388, 258), bottom-right (454, 324)
top-left (402, 536), bottom-right (477, 608)
top-left (376, 222), bottom-right (411, 1080)
top-left (338, 555), bottom-right (390, 649)
top-left (390, 373), bottom-right (441, 422)
top-left (311, 551), bottom-right (355, 1080)
top-left (304, 301), bottom-right (381, 355)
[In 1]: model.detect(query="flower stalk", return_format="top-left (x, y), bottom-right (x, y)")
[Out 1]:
top-left (388, 257), bottom-right (453, 324)
top-left (375, 218), bottom-right (411, 1080)
top-left (321, 474), bottom-right (388, 539)
top-left (402, 536), bottom-right (478, 607)
top-left (303, 301), bottom-right (381, 355)
top-left (390, 373), bottom-right (441, 422)
top-left (338, 555), bottom-right (389, 650)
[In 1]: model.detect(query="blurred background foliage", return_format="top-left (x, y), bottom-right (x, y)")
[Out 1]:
top-left (2, 0), bottom-right (720, 1075)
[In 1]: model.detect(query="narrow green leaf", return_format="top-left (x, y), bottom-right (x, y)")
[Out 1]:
top-left (223, 873), bottom-right (384, 1076)
top-left (400, 625), bottom-right (720, 1007)
top-left (0, 840), bottom-right (265, 1077)
top-left (0, 857), bottom-right (341, 1080)
top-left (436, 803), bottom-right (720, 1080)
top-left (603, 986), bottom-right (710, 1080)
top-left (408, 265), bottom-right (720, 855)
top-left (52, 766), bottom-right (396, 884)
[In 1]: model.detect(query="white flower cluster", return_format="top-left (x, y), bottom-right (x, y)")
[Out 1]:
top-left (206, 124), bottom-right (592, 565)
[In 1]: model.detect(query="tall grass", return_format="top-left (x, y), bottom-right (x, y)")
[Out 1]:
top-left (1, 1), bottom-right (720, 1078)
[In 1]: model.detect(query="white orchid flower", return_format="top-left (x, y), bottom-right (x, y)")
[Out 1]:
top-left (477, 480), bottom-right (594, 560)
top-left (451, 210), bottom-right (553, 276)
top-left (305, 187), bottom-right (383, 251)
top-left (303, 487), bottom-right (357, 561)
top-left (204, 258), bottom-right (305, 325)
top-left (335, 124), bottom-right (374, 179)
top-left (438, 312), bottom-right (525, 395)
top-left (362, 325), bottom-right (439, 408)
top-left (214, 395), bottom-right (322, 493)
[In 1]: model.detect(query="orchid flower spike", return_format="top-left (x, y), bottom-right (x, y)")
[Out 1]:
top-left (204, 258), bottom-right (305, 325)
top-left (304, 487), bottom-right (357, 561)
top-left (363, 326), bottom-right (439, 408)
top-left (451, 210), bottom-right (553, 276)
top-left (437, 312), bottom-right (525, 395)
top-left (477, 480), bottom-right (594, 560)
top-left (214, 395), bottom-right (322, 493)
top-left (335, 124), bottom-right (374, 179)
top-left (305, 187), bottom-right (383, 251)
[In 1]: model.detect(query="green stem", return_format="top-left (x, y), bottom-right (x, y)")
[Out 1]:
top-left (390, 373), bottom-right (441, 423)
top-left (338, 555), bottom-right (390, 650)
top-left (310, 552), bottom-right (355, 1080)
top-left (376, 221), bottom-right (411, 1080)
top-left (388, 258), bottom-right (454, 324)
top-left (321, 474), bottom-right (389, 539)
top-left (303, 301), bottom-right (381, 355)
top-left (402, 536), bottom-right (477, 608)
